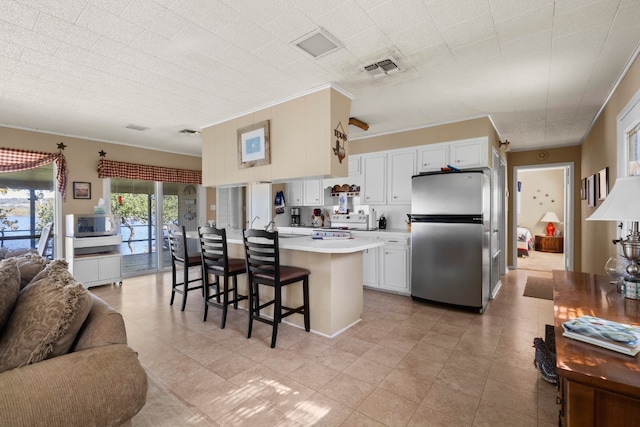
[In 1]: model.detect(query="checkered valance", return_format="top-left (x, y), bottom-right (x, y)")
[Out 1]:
top-left (97, 159), bottom-right (201, 184)
top-left (0, 147), bottom-right (67, 199)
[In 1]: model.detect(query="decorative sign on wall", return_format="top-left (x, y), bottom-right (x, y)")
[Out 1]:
top-left (332, 121), bottom-right (347, 163)
top-left (238, 120), bottom-right (270, 169)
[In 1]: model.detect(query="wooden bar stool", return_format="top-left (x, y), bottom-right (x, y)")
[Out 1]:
top-left (198, 226), bottom-right (247, 328)
top-left (167, 224), bottom-right (203, 311)
top-left (242, 229), bottom-right (310, 348)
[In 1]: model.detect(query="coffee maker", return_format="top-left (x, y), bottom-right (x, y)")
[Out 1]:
top-left (291, 208), bottom-right (301, 226)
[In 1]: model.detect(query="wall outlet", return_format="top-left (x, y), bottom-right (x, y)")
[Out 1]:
top-left (210, 204), bottom-right (216, 210)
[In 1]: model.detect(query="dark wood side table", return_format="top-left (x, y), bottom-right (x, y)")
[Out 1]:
top-left (553, 270), bottom-right (640, 426)
top-left (535, 235), bottom-right (564, 253)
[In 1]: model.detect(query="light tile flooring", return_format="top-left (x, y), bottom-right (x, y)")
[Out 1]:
top-left (91, 268), bottom-right (558, 427)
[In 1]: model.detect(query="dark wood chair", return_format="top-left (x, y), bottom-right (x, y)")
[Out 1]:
top-left (167, 224), bottom-right (203, 311)
top-left (242, 229), bottom-right (310, 348)
top-left (198, 226), bottom-right (247, 328)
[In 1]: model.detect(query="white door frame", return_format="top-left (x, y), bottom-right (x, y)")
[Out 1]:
top-left (512, 162), bottom-right (574, 271)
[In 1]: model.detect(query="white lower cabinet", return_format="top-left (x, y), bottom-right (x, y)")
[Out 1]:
top-left (66, 235), bottom-right (123, 288)
top-left (359, 233), bottom-right (410, 295)
top-left (379, 238), bottom-right (409, 294)
top-left (362, 247), bottom-right (378, 287)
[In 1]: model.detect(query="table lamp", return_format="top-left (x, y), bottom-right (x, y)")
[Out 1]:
top-left (540, 211), bottom-right (561, 236)
top-left (587, 176), bottom-right (640, 289)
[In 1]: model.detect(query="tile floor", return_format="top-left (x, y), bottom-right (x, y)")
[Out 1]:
top-left (91, 268), bottom-right (559, 427)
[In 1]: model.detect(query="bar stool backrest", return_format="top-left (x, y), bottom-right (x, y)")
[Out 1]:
top-left (198, 226), bottom-right (230, 273)
top-left (167, 224), bottom-right (187, 263)
top-left (243, 229), bottom-right (280, 282)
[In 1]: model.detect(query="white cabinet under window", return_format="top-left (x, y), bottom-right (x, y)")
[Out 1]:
top-left (388, 150), bottom-right (416, 204)
top-left (65, 235), bottom-right (122, 288)
top-left (362, 154), bottom-right (386, 204)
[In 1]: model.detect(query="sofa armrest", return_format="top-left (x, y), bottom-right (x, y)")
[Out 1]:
top-left (72, 294), bottom-right (127, 352)
top-left (0, 344), bottom-right (147, 427)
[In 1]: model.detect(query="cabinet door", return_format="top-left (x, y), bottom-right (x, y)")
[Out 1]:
top-left (348, 156), bottom-right (361, 176)
top-left (303, 179), bottom-right (323, 206)
top-left (362, 154), bottom-right (386, 204)
top-left (99, 255), bottom-right (122, 281)
top-left (388, 151), bottom-right (416, 204)
top-left (450, 139), bottom-right (487, 168)
top-left (380, 243), bottom-right (409, 293)
top-left (418, 145), bottom-right (448, 172)
top-left (363, 247), bottom-right (379, 287)
top-left (286, 181), bottom-right (303, 206)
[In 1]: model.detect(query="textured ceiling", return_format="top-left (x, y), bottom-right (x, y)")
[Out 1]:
top-left (1, 0), bottom-right (639, 157)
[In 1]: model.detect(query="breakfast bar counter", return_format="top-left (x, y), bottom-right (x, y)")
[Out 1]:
top-left (207, 230), bottom-right (384, 337)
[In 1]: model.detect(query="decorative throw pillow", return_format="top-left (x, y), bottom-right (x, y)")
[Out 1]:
top-left (28, 259), bottom-right (69, 285)
top-left (0, 266), bottom-right (92, 373)
top-left (5, 248), bottom-right (36, 258)
top-left (0, 247), bottom-right (8, 260)
top-left (16, 253), bottom-right (50, 290)
top-left (0, 258), bottom-right (20, 333)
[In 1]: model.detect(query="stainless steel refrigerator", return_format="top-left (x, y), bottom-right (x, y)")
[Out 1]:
top-left (410, 169), bottom-right (490, 313)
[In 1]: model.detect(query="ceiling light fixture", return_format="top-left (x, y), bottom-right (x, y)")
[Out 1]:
top-left (364, 57), bottom-right (400, 78)
top-left (179, 129), bottom-right (200, 136)
top-left (292, 28), bottom-right (341, 59)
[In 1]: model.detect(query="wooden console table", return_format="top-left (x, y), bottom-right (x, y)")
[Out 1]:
top-left (553, 270), bottom-right (640, 426)
top-left (535, 235), bottom-right (564, 253)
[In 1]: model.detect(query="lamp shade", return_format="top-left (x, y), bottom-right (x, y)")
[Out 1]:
top-left (540, 211), bottom-right (561, 223)
top-left (587, 176), bottom-right (640, 221)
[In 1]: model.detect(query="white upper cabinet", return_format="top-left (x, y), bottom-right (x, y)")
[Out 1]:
top-left (348, 156), bottom-right (361, 176)
top-left (450, 138), bottom-right (488, 168)
top-left (286, 181), bottom-right (303, 206)
top-left (417, 143), bottom-right (449, 173)
top-left (388, 150), bottom-right (416, 204)
top-left (362, 154), bottom-right (386, 204)
top-left (303, 179), bottom-right (324, 206)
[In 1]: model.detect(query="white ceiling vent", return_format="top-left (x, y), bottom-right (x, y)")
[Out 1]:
top-left (292, 28), bottom-right (341, 59)
top-left (179, 128), bottom-right (200, 136)
top-left (364, 57), bottom-right (400, 78)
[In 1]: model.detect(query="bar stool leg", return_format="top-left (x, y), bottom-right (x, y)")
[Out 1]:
top-left (303, 277), bottom-right (310, 332)
top-left (271, 286), bottom-right (282, 348)
top-left (247, 280), bottom-right (256, 339)
top-left (181, 265), bottom-right (189, 311)
top-left (220, 276), bottom-right (229, 329)
top-left (170, 264), bottom-right (177, 306)
top-left (203, 276), bottom-right (210, 322)
top-left (232, 276), bottom-right (239, 309)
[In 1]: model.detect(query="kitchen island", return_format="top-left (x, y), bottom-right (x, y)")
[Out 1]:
top-left (203, 230), bottom-right (384, 337)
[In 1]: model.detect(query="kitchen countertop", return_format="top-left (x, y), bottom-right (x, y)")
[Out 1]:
top-left (187, 229), bottom-right (384, 254)
top-left (278, 226), bottom-right (410, 241)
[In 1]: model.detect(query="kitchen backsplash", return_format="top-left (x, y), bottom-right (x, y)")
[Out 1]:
top-left (273, 203), bottom-right (411, 230)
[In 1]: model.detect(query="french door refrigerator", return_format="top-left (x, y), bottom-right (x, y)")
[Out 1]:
top-left (410, 169), bottom-right (490, 313)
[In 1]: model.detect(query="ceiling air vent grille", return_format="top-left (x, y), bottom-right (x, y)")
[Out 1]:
top-left (363, 57), bottom-right (400, 78)
top-left (179, 129), bottom-right (200, 136)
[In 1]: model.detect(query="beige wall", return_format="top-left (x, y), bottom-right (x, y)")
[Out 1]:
top-left (201, 86), bottom-right (352, 186)
top-left (349, 117), bottom-right (501, 156)
top-left (581, 54), bottom-right (640, 274)
top-left (506, 146), bottom-right (581, 270)
top-left (0, 125), bottom-right (201, 251)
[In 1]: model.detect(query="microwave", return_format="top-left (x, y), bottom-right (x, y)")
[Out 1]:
top-left (66, 214), bottom-right (120, 237)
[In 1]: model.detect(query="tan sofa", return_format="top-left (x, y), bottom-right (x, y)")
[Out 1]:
top-left (0, 292), bottom-right (148, 427)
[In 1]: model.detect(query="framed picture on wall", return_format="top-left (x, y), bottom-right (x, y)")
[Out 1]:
top-left (587, 175), bottom-right (596, 207)
top-left (237, 120), bottom-right (270, 169)
top-left (580, 178), bottom-right (587, 200)
top-left (598, 167), bottom-right (609, 200)
top-left (73, 182), bottom-right (91, 199)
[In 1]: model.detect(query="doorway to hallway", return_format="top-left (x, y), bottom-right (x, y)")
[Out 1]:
top-left (514, 164), bottom-right (573, 272)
